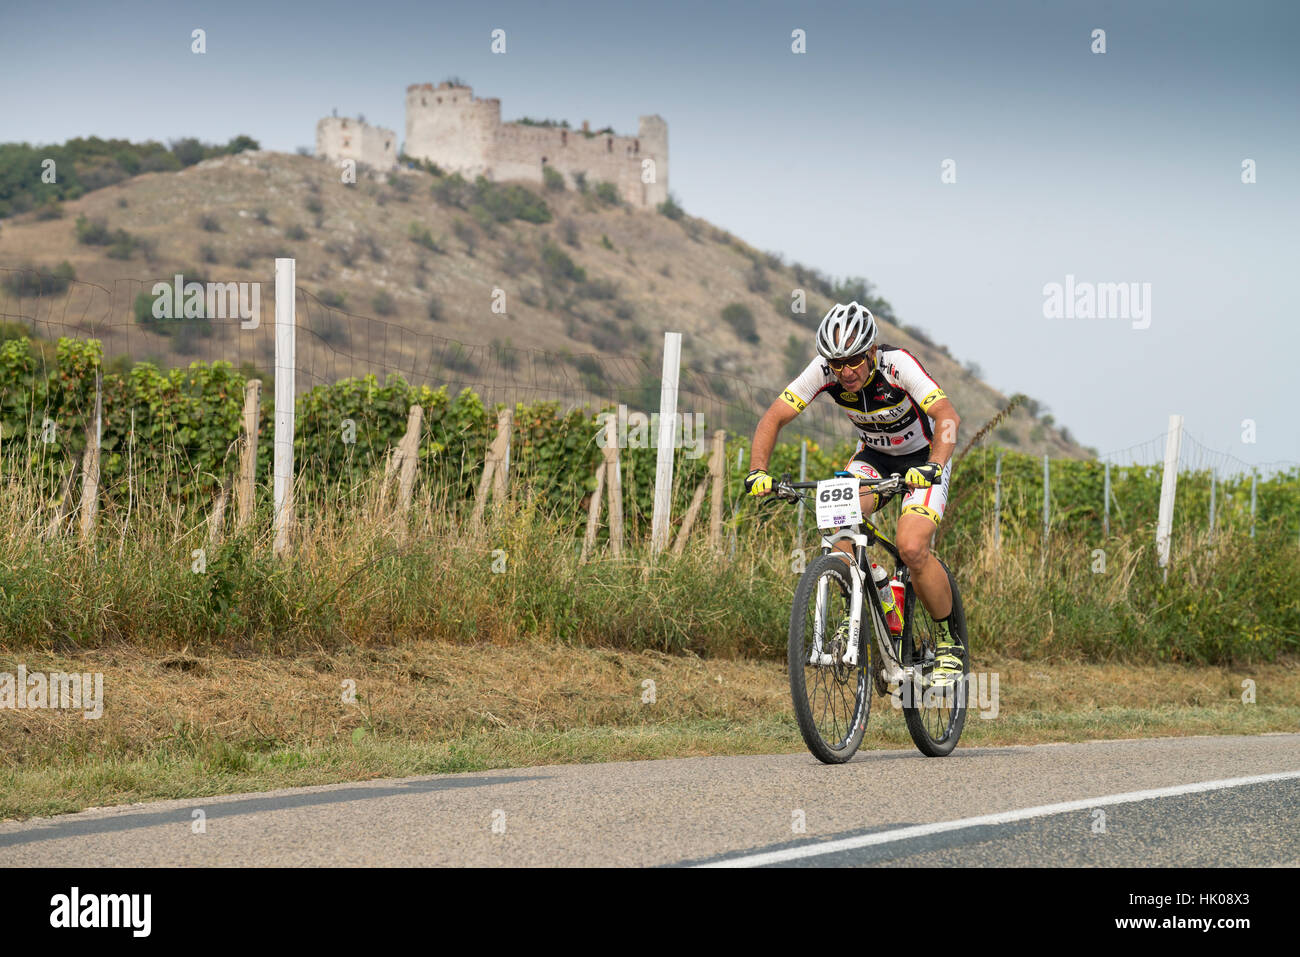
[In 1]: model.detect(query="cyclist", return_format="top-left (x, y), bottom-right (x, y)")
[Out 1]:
top-left (745, 302), bottom-right (964, 687)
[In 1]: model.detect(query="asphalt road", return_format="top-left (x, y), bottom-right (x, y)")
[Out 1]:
top-left (2, 734), bottom-right (1297, 867)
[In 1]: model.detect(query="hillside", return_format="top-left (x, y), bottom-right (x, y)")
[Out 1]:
top-left (0, 149), bottom-right (1089, 458)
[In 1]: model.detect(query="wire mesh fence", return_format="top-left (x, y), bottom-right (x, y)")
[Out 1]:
top-left (0, 266), bottom-right (852, 451)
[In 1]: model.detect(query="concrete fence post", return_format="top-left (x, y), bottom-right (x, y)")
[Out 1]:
top-left (1155, 414), bottom-right (1184, 579)
top-left (272, 258), bottom-right (296, 559)
top-left (650, 331), bottom-right (682, 556)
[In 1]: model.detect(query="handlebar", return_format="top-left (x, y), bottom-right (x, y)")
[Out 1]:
top-left (769, 472), bottom-right (908, 503)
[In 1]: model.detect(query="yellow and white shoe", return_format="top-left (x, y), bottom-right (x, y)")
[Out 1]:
top-left (927, 620), bottom-right (964, 689)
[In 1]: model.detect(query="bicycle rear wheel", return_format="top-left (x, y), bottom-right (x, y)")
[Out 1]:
top-left (788, 554), bottom-right (872, 764)
top-left (900, 557), bottom-right (969, 757)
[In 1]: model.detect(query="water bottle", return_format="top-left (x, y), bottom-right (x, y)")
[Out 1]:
top-left (869, 562), bottom-right (904, 636)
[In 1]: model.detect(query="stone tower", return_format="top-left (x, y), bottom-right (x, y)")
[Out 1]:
top-left (636, 115), bottom-right (669, 209)
top-left (405, 83), bottom-right (500, 179)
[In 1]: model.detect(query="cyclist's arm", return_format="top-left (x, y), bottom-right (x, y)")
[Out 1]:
top-left (749, 396), bottom-right (801, 472)
top-left (751, 359), bottom-right (825, 472)
top-left (925, 396), bottom-right (961, 467)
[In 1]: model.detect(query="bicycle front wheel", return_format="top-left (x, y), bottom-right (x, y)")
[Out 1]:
top-left (900, 557), bottom-right (969, 757)
top-left (788, 554), bottom-right (871, 764)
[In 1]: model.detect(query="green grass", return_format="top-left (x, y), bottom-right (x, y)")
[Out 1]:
top-left (5, 703), bottom-right (1295, 821)
top-left (0, 718), bottom-right (794, 820)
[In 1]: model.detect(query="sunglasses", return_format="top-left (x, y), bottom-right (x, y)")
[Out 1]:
top-left (828, 352), bottom-right (870, 373)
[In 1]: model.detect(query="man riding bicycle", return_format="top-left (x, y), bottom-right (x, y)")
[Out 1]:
top-left (745, 301), bottom-right (965, 687)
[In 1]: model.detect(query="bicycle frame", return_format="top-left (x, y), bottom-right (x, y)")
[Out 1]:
top-left (780, 472), bottom-right (971, 761)
top-left (775, 472), bottom-right (924, 694)
top-left (810, 519), bottom-right (912, 687)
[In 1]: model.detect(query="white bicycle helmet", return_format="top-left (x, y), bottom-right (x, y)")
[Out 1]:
top-left (815, 301), bottom-right (877, 359)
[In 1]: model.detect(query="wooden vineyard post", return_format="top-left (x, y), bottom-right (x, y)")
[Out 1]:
top-left (580, 458), bottom-right (607, 562)
top-left (602, 413), bottom-right (623, 557)
top-left (208, 481), bottom-right (229, 546)
top-left (78, 371), bottom-right (103, 542)
top-left (44, 465), bottom-right (78, 540)
top-left (471, 407), bottom-right (514, 530)
top-left (236, 379), bottom-right (261, 530)
top-left (383, 404), bottom-right (424, 543)
top-left (671, 475), bottom-right (709, 556)
top-left (708, 430), bottom-right (725, 551)
top-left (673, 431), bottom-right (727, 556)
top-left (493, 417), bottom-right (510, 507)
top-left (396, 406), bottom-right (423, 514)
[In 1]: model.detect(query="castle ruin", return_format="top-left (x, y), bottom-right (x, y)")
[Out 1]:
top-left (315, 116), bottom-right (398, 170)
top-left (403, 82), bottom-right (668, 209)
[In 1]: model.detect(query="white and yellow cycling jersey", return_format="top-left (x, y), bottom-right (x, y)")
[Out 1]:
top-left (779, 345), bottom-right (947, 457)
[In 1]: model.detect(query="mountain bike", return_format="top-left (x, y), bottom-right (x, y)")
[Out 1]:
top-left (769, 473), bottom-right (970, 762)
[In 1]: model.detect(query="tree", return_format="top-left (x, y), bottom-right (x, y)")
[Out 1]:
top-left (225, 135), bottom-right (260, 155)
top-left (170, 138), bottom-right (206, 167)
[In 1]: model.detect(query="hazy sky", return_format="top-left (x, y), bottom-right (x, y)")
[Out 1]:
top-left (3, 0), bottom-right (1297, 467)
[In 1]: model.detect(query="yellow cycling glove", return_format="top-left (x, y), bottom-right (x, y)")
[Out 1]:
top-left (904, 462), bottom-right (944, 488)
top-left (745, 468), bottom-right (772, 496)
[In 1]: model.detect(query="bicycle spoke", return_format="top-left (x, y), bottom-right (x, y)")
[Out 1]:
top-left (790, 557), bottom-right (874, 763)
top-left (841, 689), bottom-right (854, 741)
top-left (815, 670), bottom-right (828, 730)
top-left (893, 560), bottom-right (968, 757)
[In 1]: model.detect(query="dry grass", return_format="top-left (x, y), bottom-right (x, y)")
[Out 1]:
top-left (2, 641), bottom-right (1296, 820)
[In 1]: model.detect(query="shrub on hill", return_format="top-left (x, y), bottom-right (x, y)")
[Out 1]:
top-left (593, 181), bottom-right (620, 206)
top-left (657, 194), bottom-right (684, 220)
top-left (721, 302), bottom-right (759, 343)
top-left (2, 262), bottom-right (75, 296)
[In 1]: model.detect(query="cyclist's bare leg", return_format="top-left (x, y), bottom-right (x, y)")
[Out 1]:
top-left (896, 513), bottom-right (952, 619)
top-left (830, 489), bottom-right (880, 566)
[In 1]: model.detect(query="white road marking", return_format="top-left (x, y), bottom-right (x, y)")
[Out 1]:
top-left (696, 770), bottom-right (1300, 867)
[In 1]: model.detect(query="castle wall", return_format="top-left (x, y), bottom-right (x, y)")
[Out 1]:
top-left (315, 117), bottom-right (397, 169)
top-left (403, 83), bottom-right (668, 208)
top-left (492, 124), bottom-right (645, 203)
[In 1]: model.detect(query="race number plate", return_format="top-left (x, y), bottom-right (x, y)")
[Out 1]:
top-left (814, 478), bottom-right (862, 529)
